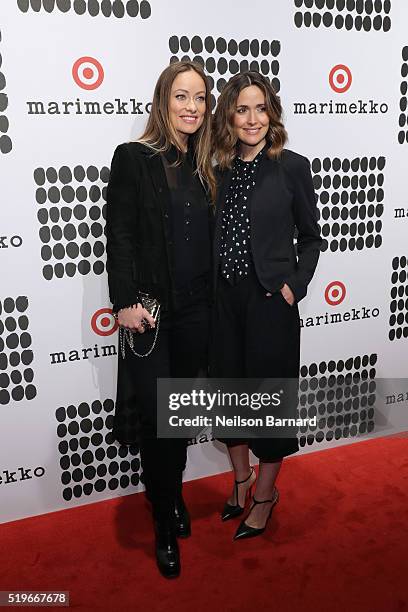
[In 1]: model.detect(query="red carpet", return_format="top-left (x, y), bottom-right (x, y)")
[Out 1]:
top-left (1, 435), bottom-right (408, 612)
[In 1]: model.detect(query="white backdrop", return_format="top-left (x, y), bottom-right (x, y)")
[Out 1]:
top-left (1, 0), bottom-right (407, 524)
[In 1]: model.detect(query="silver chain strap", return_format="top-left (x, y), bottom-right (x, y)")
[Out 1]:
top-left (119, 311), bottom-right (161, 359)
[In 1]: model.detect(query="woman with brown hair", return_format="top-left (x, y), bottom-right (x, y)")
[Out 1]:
top-left (211, 71), bottom-right (322, 540)
top-left (106, 61), bottom-right (215, 577)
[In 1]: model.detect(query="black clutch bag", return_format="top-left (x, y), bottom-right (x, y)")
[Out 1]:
top-left (138, 291), bottom-right (160, 329)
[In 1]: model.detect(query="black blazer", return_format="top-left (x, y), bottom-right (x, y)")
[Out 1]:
top-left (106, 142), bottom-right (211, 311)
top-left (214, 149), bottom-right (322, 303)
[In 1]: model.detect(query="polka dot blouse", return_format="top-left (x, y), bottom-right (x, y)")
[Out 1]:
top-left (220, 148), bottom-right (264, 285)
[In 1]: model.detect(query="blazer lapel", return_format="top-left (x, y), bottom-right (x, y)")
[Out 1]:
top-left (249, 153), bottom-right (279, 220)
top-left (213, 167), bottom-right (232, 289)
top-left (215, 168), bottom-right (232, 211)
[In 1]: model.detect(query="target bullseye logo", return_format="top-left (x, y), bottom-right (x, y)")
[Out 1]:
top-left (325, 281), bottom-right (347, 306)
top-left (329, 64), bottom-right (352, 93)
top-left (91, 308), bottom-right (118, 336)
top-left (72, 57), bottom-right (104, 90)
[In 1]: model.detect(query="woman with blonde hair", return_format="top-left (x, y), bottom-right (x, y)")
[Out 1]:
top-left (106, 61), bottom-right (215, 577)
top-left (211, 71), bottom-right (322, 540)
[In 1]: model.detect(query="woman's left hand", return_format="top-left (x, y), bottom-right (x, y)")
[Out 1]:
top-left (266, 283), bottom-right (295, 306)
top-left (280, 283), bottom-right (295, 305)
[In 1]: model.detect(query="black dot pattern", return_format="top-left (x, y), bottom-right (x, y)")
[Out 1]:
top-left (389, 256), bottom-right (408, 341)
top-left (0, 296), bottom-right (37, 405)
top-left (0, 30), bottom-right (12, 155)
top-left (168, 36), bottom-right (281, 110)
top-left (56, 399), bottom-right (141, 501)
top-left (16, 0), bottom-right (152, 18)
top-left (35, 165), bottom-right (110, 280)
top-left (298, 353), bottom-right (377, 447)
top-left (398, 46), bottom-right (408, 144)
top-left (294, 0), bottom-right (391, 31)
top-left (220, 152), bottom-right (262, 283)
top-left (312, 156), bottom-right (384, 253)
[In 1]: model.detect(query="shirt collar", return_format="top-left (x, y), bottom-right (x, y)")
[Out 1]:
top-left (163, 141), bottom-right (195, 166)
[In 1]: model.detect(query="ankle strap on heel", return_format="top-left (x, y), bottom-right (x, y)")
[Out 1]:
top-left (251, 488), bottom-right (279, 506)
top-left (234, 466), bottom-right (255, 485)
top-left (231, 467), bottom-right (255, 508)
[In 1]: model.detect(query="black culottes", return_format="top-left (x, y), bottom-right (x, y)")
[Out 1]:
top-left (211, 269), bottom-right (300, 461)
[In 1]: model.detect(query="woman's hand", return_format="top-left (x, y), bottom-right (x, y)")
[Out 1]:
top-left (280, 283), bottom-right (295, 306)
top-left (266, 283), bottom-right (295, 306)
top-left (117, 304), bottom-right (156, 333)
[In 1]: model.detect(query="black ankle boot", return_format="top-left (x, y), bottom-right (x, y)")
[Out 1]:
top-left (154, 519), bottom-right (180, 579)
top-left (174, 494), bottom-right (191, 538)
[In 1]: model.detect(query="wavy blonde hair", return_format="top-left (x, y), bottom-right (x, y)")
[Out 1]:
top-left (212, 71), bottom-right (288, 170)
top-left (138, 60), bottom-right (216, 201)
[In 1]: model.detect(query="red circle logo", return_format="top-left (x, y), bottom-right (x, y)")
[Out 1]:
top-left (329, 64), bottom-right (352, 93)
top-left (325, 281), bottom-right (347, 306)
top-left (72, 57), bottom-right (104, 90)
top-left (91, 308), bottom-right (118, 336)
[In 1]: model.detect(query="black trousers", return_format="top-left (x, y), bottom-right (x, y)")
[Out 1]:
top-left (113, 285), bottom-right (210, 520)
top-left (211, 269), bottom-right (300, 461)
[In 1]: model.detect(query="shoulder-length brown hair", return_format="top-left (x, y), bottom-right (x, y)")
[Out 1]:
top-left (138, 60), bottom-right (216, 201)
top-left (212, 71), bottom-right (288, 170)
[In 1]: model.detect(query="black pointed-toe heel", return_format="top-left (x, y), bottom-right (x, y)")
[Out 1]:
top-left (221, 467), bottom-right (256, 522)
top-left (233, 488), bottom-right (279, 540)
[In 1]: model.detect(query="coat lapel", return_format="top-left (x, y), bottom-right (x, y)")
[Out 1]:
top-left (145, 150), bottom-right (172, 217)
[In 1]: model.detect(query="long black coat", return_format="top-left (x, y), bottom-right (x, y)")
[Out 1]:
top-left (213, 149), bottom-right (322, 303)
top-left (105, 141), bottom-right (212, 444)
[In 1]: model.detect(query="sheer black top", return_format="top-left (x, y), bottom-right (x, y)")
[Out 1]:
top-left (161, 145), bottom-right (211, 292)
